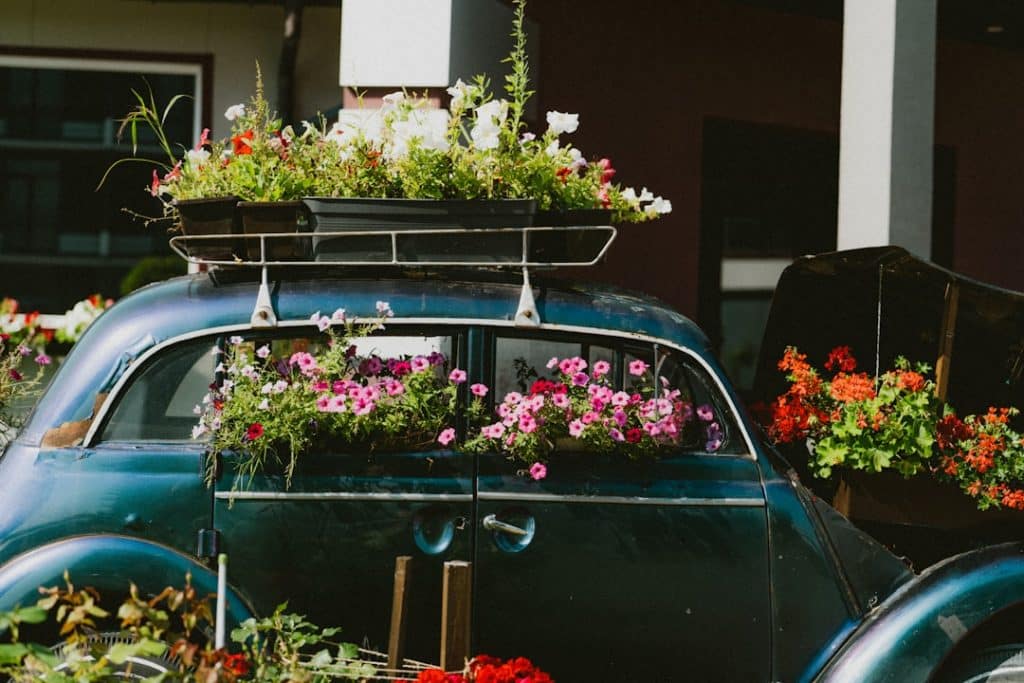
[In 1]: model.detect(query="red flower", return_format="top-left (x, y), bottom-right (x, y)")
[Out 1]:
top-left (937, 414), bottom-right (973, 451)
top-left (824, 346), bottom-right (857, 373)
top-left (415, 670), bottom-right (448, 683)
top-left (150, 169), bottom-right (161, 196)
top-left (597, 158), bottom-right (616, 183)
top-left (232, 130), bottom-right (255, 155)
top-left (195, 127), bottom-right (210, 150)
top-left (897, 370), bottom-right (925, 393)
top-left (625, 428), bottom-right (642, 443)
top-left (9, 369), bottom-right (22, 382)
top-left (222, 653), bottom-right (249, 676)
top-left (555, 166), bottom-right (572, 184)
top-left (829, 372), bottom-right (876, 403)
top-left (246, 423), bottom-right (264, 441)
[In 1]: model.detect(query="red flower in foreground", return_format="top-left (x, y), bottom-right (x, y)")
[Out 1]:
top-left (222, 653), bottom-right (250, 676)
top-left (897, 370), bottom-right (926, 393)
top-left (829, 372), bottom-right (876, 403)
top-left (937, 414), bottom-right (973, 451)
top-left (246, 423), bottom-right (264, 441)
top-left (232, 129), bottom-right (255, 155)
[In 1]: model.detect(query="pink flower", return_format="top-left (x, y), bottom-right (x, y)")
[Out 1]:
top-left (289, 352), bottom-right (318, 375)
top-left (503, 392), bottom-right (523, 405)
top-left (581, 411), bottom-right (599, 425)
top-left (438, 427), bottom-right (456, 446)
top-left (449, 368), bottom-right (467, 384)
top-left (552, 393), bottom-right (570, 409)
top-left (568, 419), bottom-right (585, 438)
top-left (629, 359), bottom-right (649, 376)
top-left (375, 300), bottom-right (394, 317)
top-left (483, 422), bottom-right (506, 439)
top-left (546, 357), bottom-right (559, 369)
top-left (353, 398), bottom-right (375, 416)
top-left (309, 311), bottom-right (330, 332)
top-left (592, 360), bottom-right (611, 377)
top-left (470, 383), bottom-right (489, 397)
top-left (256, 345), bottom-right (271, 359)
top-left (332, 308), bottom-right (346, 322)
top-left (609, 427), bottom-right (625, 442)
top-left (411, 356), bottom-right (430, 373)
top-left (590, 397), bottom-right (606, 412)
top-left (519, 414), bottom-right (537, 434)
top-left (386, 380), bottom-right (405, 396)
top-left (643, 421), bottom-right (662, 436)
top-left (316, 395), bottom-right (330, 410)
top-left (613, 409), bottom-right (628, 427)
top-left (612, 391), bottom-right (630, 407)
top-left (34, 353), bottom-right (51, 366)
top-left (572, 372), bottom-right (589, 387)
top-left (529, 462), bottom-right (547, 481)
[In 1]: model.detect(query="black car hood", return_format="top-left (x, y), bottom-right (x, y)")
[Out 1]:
top-left (752, 247), bottom-right (1024, 416)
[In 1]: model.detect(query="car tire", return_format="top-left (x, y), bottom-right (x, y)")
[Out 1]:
top-left (938, 643), bottom-right (1024, 682)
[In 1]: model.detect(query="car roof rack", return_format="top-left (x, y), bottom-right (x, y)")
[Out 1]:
top-left (168, 224), bottom-right (617, 329)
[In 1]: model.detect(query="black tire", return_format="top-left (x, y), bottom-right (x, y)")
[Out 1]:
top-left (52, 633), bottom-right (177, 680)
top-left (939, 644), bottom-right (1024, 682)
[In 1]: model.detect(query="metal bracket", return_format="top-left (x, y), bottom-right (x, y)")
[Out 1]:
top-left (514, 267), bottom-right (540, 327)
top-left (250, 265), bottom-right (278, 327)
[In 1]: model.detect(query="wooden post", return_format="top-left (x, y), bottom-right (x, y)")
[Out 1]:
top-left (935, 281), bottom-right (960, 402)
top-left (440, 561), bottom-right (472, 672)
top-left (387, 556), bottom-right (413, 671)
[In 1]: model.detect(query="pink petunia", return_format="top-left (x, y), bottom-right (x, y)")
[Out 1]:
top-left (470, 383), bottom-right (489, 397)
top-left (437, 427), bottom-right (456, 446)
top-left (386, 379), bottom-right (405, 396)
top-left (552, 393), bottom-right (571, 409)
top-left (592, 360), bottom-right (611, 377)
top-left (572, 372), bottom-right (589, 387)
top-left (411, 356), bottom-right (430, 373)
top-left (529, 462), bottom-right (547, 481)
top-left (628, 359), bottom-right (649, 376)
top-left (568, 419), bottom-right (585, 438)
top-left (519, 414), bottom-right (538, 434)
top-left (449, 368), bottom-right (467, 384)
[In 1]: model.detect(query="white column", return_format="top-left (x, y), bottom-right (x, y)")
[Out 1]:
top-left (837, 0), bottom-right (936, 259)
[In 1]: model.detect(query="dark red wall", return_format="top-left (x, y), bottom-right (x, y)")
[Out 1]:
top-left (531, 0), bottom-right (1024, 316)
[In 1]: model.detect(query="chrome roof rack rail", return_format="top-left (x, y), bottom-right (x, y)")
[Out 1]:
top-left (168, 224), bottom-right (617, 328)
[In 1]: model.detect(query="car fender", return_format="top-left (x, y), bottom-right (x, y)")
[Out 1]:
top-left (0, 534), bottom-right (255, 632)
top-left (815, 542), bottom-right (1024, 682)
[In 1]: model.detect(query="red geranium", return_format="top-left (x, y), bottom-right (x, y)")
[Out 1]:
top-left (222, 653), bottom-right (250, 676)
top-left (246, 423), bottom-right (264, 441)
top-left (232, 130), bottom-right (254, 155)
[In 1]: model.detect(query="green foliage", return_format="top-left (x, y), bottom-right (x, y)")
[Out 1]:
top-left (120, 255), bottom-right (188, 295)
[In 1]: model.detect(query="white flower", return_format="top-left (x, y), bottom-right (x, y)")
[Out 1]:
top-left (256, 345), bottom-right (270, 359)
top-left (224, 104), bottom-right (246, 121)
top-left (569, 147), bottom-right (586, 169)
top-left (191, 424), bottom-right (208, 440)
top-left (471, 125), bottom-right (500, 151)
top-left (211, 417), bottom-right (221, 430)
top-left (273, 380), bottom-right (289, 394)
top-left (376, 301), bottom-right (394, 317)
top-left (447, 79), bottom-right (471, 109)
top-left (650, 197), bottom-right (672, 214)
top-left (193, 405), bottom-right (202, 415)
top-left (381, 91), bottom-right (406, 110)
top-left (546, 110), bottom-right (579, 136)
top-left (327, 122), bottom-right (356, 148)
top-left (258, 398), bottom-right (271, 411)
top-left (545, 140), bottom-right (560, 156)
top-left (475, 99), bottom-right (508, 127)
top-left (229, 335), bottom-right (244, 345)
top-left (520, 132), bottom-right (535, 144)
top-left (332, 308), bottom-right (347, 322)
top-left (280, 125), bottom-right (294, 142)
top-left (260, 382), bottom-right (274, 395)
top-left (621, 187), bottom-right (639, 207)
top-left (638, 187), bottom-right (654, 203)
top-left (221, 379), bottom-right (234, 393)
top-left (186, 148), bottom-right (210, 166)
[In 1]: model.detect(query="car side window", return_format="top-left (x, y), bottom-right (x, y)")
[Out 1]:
top-left (100, 339), bottom-right (216, 442)
top-left (492, 332), bottom-right (744, 455)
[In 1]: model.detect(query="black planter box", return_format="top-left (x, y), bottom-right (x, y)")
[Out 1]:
top-left (174, 196), bottom-right (241, 260)
top-left (238, 201), bottom-right (311, 261)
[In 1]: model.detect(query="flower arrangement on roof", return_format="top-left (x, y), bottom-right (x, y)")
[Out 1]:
top-left (765, 345), bottom-right (1024, 511)
top-left (116, 0), bottom-right (670, 226)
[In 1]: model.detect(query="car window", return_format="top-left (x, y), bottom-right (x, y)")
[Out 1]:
top-left (101, 339), bottom-right (216, 442)
top-left (493, 332), bottom-right (744, 455)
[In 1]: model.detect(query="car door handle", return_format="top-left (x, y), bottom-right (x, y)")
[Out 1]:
top-left (482, 513), bottom-right (529, 536)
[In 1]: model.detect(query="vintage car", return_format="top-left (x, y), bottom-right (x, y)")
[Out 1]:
top-left (2, 234), bottom-right (1024, 682)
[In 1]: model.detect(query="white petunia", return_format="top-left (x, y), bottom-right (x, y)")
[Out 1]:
top-left (447, 79), bottom-right (471, 109)
top-left (546, 110), bottom-right (579, 136)
top-left (186, 148), bottom-right (210, 166)
top-left (224, 104), bottom-right (246, 121)
top-left (545, 140), bottom-right (560, 157)
top-left (191, 424), bottom-right (208, 440)
top-left (258, 398), bottom-right (271, 411)
top-left (650, 197), bottom-right (672, 214)
top-left (381, 91), bottom-right (406, 110)
top-left (638, 187), bottom-right (654, 203)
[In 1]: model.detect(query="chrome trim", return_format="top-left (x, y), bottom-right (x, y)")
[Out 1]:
top-left (476, 492), bottom-right (765, 507)
top-left (84, 317), bottom-right (759, 460)
top-left (214, 491), bottom-right (473, 503)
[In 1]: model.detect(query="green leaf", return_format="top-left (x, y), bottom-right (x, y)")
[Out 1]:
top-left (14, 605), bottom-right (49, 624)
top-left (0, 643), bottom-right (29, 665)
top-left (309, 649), bottom-right (332, 668)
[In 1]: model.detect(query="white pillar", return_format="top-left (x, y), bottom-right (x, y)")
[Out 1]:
top-left (837, 0), bottom-right (936, 259)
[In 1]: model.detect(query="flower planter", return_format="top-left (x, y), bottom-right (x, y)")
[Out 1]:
top-left (174, 196), bottom-right (241, 260)
top-left (832, 469), bottom-right (1023, 530)
top-left (530, 209), bottom-right (613, 262)
top-left (303, 198), bottom-right (536, 263)
top-left (237, 201), bottom-right (311, 261)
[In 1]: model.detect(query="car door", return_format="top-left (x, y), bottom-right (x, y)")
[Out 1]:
top-left (212, 325), bottom-right (474, 663)
top-left (473, 332), bottom-right (771, 681)
top-left (68, 336), bottom-right (215, 556)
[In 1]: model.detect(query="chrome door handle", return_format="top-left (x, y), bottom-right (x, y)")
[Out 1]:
top-left (482, 513), bottom-right (529, 536)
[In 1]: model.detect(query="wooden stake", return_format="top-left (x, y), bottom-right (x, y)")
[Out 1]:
top-left (935, 281), bottom-right (960, 402)
top-left (387, 556), bottom-right (413, 671)
top-left (440, 561), bottom-right (472, 672)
